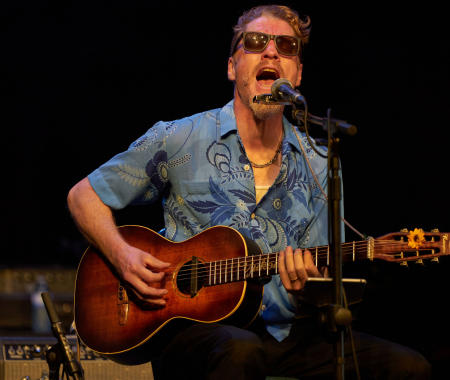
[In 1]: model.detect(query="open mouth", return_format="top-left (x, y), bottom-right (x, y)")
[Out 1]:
top-left (256, 68), bottom-right (280, 88)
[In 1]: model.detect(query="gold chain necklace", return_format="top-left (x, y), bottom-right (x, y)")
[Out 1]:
top-left (248, 134), bottom-right (284, 168)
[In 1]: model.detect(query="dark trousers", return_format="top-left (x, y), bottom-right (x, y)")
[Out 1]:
top-left (161, 318), bottom-right (431, 380)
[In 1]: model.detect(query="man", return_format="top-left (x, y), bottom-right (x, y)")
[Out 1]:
top-left (68, 5), bottom-right (431, 379)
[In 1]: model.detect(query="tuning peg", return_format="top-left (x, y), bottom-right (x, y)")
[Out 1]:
top-left (415, 251), bottom-right (424, 266)
top-left (431, 228), bottom-right (440, 233)
top-left (431, 257), bottom-right (440, 264)
top-left (400, 228), bottom-right (408, 233)
top-left (400, 261), bottom-right (408, 268)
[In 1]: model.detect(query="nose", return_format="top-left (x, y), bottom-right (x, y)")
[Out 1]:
top-left (262, 39), bottom-right (279, 60)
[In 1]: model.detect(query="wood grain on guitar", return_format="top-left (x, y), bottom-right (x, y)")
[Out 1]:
top-left (74, 225), bottom-right (449, 365)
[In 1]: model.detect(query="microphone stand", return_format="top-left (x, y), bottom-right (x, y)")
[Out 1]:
top-left (295, 107), bottom-right (354, 380)
top-left (41, 291), bottom-right (84, 380)
top-left (328, 109), bottom-right (345, 380)
top-left (254, 93), bottom-right (359, 379)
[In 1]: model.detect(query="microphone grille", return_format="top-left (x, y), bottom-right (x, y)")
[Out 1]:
top-left (271, 78), bottom-right (293, 99)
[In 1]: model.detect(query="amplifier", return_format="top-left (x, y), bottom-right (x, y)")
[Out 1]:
top-left (0, 268), bottom-right (76, 331)
top-left (0, 336), bottom-right (154, 380)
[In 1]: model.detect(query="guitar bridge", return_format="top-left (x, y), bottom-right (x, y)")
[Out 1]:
top-left (117, 280), bottom-right (129, 326)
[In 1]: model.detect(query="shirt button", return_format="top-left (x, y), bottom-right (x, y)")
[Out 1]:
top-left (251, 213), bottom-right (256, 219)
top-left (261, 305), bottom-right (266, 311)
top-left (244, 164), bottom-right (250, 171)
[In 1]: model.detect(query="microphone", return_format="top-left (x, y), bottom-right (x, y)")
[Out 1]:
top-left (271, 78), bottom-right (305, 106)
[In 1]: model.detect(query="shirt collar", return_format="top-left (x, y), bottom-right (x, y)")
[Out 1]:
top-left (219, 100), bottom-right (237, 137)
top-left (282, 116), bottom-right (303, 154)
top-left (218, 99), bottom-right (303, 154)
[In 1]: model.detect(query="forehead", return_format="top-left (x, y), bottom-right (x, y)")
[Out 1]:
top-left (244, 16), bottom-right (295, 36)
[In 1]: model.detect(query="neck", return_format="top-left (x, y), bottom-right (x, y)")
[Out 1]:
top-left (233, 91), bottom-right (284, 151)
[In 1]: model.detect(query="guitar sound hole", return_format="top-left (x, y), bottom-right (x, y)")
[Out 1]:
top-left (176, 260), bottom-right (207, 296)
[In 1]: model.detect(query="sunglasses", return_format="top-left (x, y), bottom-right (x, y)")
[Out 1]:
top-left (234, 32), bottom-right (301, 56)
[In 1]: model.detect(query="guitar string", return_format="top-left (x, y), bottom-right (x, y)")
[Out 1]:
top-left (159, 240), bottom-right (408, 273)
top-left (161, 244), bottom-right (429, 283)
top-left (163, 240), bottom-right (417, 278)
top-left (160, 245), bottom-right (431, 284)
top-left (161, 248), bottom-right (437, 287)
top-left (170, 247), bottom-right (438, 287)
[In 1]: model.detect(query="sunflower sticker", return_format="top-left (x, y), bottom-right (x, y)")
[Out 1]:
top-left (407, 228), bottom-right (426, 249)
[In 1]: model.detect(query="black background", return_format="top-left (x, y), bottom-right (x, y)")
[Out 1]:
top-left (2, 0), bottom-right (449, 373)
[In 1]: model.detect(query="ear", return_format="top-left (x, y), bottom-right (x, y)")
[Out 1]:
top-left (228, 56), bottom-right (236, 81)
top-left (295, 63), bottom-right (303, 87)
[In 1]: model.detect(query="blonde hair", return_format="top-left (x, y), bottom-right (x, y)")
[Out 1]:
top-left (230, 5), bottom-right (311, 60)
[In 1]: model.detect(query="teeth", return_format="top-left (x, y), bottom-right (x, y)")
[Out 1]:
top-left (263, 69), bottom-right (276, 72)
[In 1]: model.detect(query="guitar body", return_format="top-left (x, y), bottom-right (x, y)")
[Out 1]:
top-left (74, 225), bottom-right (264, 365)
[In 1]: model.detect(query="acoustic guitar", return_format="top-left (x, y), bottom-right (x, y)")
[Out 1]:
top-left (74, 225), bottom-right (449, 365)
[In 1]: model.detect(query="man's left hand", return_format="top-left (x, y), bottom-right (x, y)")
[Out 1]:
top-left (278, 246), bottom-right (326, 297)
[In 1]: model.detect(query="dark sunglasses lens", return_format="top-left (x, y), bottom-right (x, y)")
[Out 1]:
top-left (244, 32), bottom-right (269, 52)
top-left (275, 36), bottom-right (299, 55)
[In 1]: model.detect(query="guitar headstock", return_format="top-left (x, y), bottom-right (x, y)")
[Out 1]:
top-left (373, 228), bottom-right (449, 265)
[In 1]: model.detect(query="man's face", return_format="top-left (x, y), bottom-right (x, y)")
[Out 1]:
top-left (228, 16), bottom-right (303, 118)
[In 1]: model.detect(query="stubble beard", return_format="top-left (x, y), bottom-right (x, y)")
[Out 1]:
top-left (239, 79), bottom-right (284, 121)
top-left (249, 97), bottom-right (284, 121)
top-left (237, 64), bottom-right (284, 121)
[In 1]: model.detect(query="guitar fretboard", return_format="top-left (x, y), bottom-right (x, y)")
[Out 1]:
top-left (201, 239), bottom-right (374, 286)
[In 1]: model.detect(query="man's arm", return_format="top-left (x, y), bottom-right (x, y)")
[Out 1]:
top-left (67, 177), bottom-right (170, 305)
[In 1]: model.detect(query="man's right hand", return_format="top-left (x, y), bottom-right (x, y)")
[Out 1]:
top-left (68, 177), bottom-right (170, 306)
top-left (112, 244), bottom-right (171, 306)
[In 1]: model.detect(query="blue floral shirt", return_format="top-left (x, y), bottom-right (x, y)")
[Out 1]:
top-left (88, 100), bottom-right (341, 341)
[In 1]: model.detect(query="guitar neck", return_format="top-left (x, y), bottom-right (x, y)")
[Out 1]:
top-left (202, 239), bottom-right (374, 286)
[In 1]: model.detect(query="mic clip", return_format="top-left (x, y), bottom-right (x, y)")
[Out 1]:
top-left (253, 94), bottom-right (291, 106)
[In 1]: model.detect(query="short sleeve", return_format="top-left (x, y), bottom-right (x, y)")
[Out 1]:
top-left (87, 121), bottom-right (168, 210)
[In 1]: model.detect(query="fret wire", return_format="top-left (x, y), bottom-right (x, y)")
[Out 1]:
top-left (258, 255), bottom-right (261, 277)
top-left (327, 246), bottom-right (329, 265)
top-left (225, 259), bottom-right (227, 283)
top-left (238, 258), bottom-right (240, 281)
top-left (214, 261), bottom-right (217, 285)
top-left (251, 256), bottom-right (254, 278)
top-left (244, 257), bottom-right (247, 279)
top-left (209, 262), bottom-right (211, 286)
top-left (315, 247), bottom-right (318, 266)
top-left (353, 241), bottom-right (355, 261)
top-left (231, 258), bottom-right (233, 282)
top-left (266, 254), bottom-right (269, 276)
